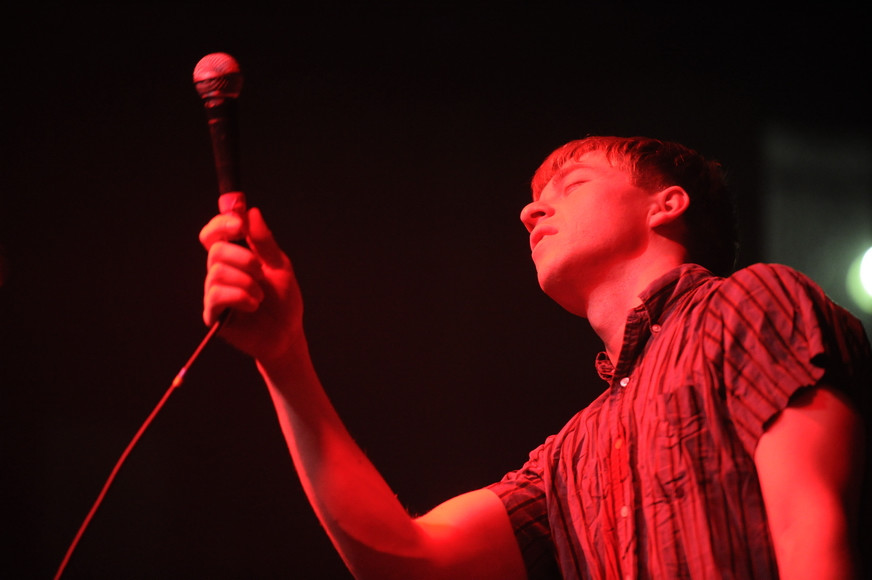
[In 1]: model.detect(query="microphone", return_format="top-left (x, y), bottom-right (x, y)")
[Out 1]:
top-left (193, 52), bottom-right (246, 215)
top-left (177, 51), bottom-right (248, 383)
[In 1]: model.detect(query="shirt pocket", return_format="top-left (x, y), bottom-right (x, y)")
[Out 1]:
top-left (646, 384), bottom-right (717, 501)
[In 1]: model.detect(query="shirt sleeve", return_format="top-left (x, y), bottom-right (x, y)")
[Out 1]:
top-left (487, 436), bottom-right (561, 579)
top-left (709, 263), bottom-right (872, 456)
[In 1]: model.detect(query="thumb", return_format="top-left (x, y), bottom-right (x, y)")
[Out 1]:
top-left (246, 207), bottom-right (286, 268)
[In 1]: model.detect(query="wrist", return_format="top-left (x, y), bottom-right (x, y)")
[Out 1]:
top-left (255, 332), bottom-right (315, 382)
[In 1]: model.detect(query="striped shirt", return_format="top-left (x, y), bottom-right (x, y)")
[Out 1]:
top-left (488, 263), bottom-right (871, 579)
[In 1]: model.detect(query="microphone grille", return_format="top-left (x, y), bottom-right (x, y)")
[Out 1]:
top-left (193, 53), bottom-right (243, 101)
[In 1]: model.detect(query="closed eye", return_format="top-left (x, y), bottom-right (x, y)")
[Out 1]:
top-left (564, 180), bottom-right (587, 194)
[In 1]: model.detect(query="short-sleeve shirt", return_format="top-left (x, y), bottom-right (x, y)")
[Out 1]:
top-left (488, 263), bottom-right (871, 579)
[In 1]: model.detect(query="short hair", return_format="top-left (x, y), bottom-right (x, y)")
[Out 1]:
top-left (531, 136), bottom-right (739, 277)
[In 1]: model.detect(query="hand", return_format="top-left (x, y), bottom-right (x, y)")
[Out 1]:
top-left (199, 207), bottom-right (303, 363)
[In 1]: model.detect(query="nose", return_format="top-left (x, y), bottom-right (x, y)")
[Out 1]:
top-left (520, 200), bottom-right (551, 233)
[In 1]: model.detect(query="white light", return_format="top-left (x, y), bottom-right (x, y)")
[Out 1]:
top-left (860, 247), bottom-right (872, 297)
top-left (846, 245), bottom-right (872, 313)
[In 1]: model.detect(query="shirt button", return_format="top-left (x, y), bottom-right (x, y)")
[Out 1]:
top-left (651, 323), bottom-right (662, 333)
top-left (619, 377), bottom-right (630, 387)
top-left (614, 438), bottom-right (623, 450)
top-left (620, 505), bottom-right (630, 518)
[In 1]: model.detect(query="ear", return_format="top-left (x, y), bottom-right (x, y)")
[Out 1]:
top-left (648, 185), bottom-right (690, 229)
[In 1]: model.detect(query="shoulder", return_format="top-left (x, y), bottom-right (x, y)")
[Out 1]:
top-left (709, 263), bottom-right (870, 397)
top-left (701, 263), bottom-right (834, 325)
top-left (718, 263), bottom-right (869, 341)
top-left (722, 263), bottom-right (824, 300)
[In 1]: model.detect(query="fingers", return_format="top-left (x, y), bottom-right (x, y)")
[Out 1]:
top-left (203, 241), bottom-right (265, 326)
top-left (199, 207), bottom-right (286, 266)
top-left (199, 212), bottom-right (245, 251)
top-left (203, 284), bottom-right (261, 327)
top-left (206, 238), bottom-right (260, 273)
top-left (199, 206), bottom-right (292, 327)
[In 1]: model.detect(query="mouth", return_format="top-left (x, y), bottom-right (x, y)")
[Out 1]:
top-left (529, 225), bottom-right (557, 251)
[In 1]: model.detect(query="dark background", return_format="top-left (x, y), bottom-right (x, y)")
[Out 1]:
top-left (3, 3), bottom-right (869, 578)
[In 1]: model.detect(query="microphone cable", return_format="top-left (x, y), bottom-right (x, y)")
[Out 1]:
top-left (55, 52), bottom-right (246, 579)
top-left (52, 317), bottom-right (225, 580)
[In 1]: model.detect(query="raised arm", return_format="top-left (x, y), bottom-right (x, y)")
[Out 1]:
top-left (199, 205), bottom-right (525, 580)
top-left (754, 384), bottom-right (866, 580)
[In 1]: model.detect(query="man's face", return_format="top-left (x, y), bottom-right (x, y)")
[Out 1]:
top-left (520, 151), bottom-right (654, 315)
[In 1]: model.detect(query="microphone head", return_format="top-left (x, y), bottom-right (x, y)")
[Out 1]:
top-left (193, 53), bottom-right (243, 103)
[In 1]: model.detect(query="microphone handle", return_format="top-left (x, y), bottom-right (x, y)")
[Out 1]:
top-left (203, 98), bottom-right (242, 195)
top-left (202, 97), bottom-right (248, 225)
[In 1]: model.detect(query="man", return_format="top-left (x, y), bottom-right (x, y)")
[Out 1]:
top-left (199, 136), bottom-right (869, 579)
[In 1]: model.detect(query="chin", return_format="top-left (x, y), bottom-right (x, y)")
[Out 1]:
top-left (535, 276), bottom-right (577, 313)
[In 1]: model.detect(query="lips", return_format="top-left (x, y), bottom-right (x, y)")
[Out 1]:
top-left (530, 224), bottom-right (558, 251)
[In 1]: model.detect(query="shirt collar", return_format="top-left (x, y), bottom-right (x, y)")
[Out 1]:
top-left (637, 263), bottom-right (714, 324)
top-left (595, 263), bottom-right (716, 382)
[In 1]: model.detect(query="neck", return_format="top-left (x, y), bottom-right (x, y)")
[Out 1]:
top-left (583, 256), bottom-right (680, 364)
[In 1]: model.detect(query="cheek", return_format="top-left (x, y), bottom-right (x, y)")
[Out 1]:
top-left (602, 201), bottom-right (650, 241)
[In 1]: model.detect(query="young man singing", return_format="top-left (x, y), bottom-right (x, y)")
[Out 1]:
top-left (199, 136), bottom-right (869, 579)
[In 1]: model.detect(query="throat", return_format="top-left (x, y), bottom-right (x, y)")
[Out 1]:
top-left (585, 287), bottom-right (641, 365)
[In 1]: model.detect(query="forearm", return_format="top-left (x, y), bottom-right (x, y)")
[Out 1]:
top-left (255, 342), bottom-right (431, 579)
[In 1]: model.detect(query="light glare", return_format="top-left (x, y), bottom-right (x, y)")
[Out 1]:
top-left (860, 247), bottom-right (872, 297)
top-left (846, 245), bottom-right (872, 314)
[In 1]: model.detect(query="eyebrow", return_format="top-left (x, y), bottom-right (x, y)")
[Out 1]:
top-left (551, 163), bottom-right (603, 188)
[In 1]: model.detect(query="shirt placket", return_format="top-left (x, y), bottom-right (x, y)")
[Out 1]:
top-left (610, 309), bottom-right (648, 580)
top-left (610, 376), bottom-right (638, 579)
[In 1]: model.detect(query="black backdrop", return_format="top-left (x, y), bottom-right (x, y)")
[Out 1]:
top-left (3, 4), bottom-right (869, 578)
